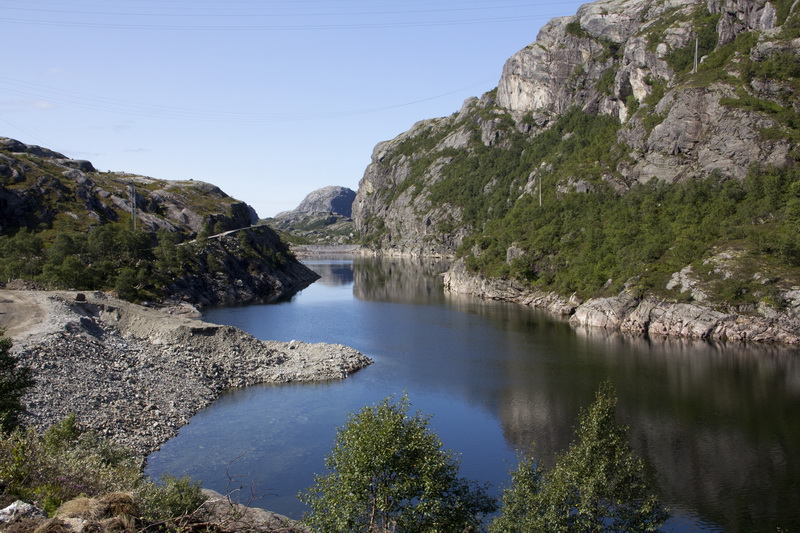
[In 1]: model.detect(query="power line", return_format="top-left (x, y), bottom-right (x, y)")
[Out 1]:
top-left (0, 13), bottom-right (559, 31)
top-left (0, 75), bottom-right (496, 123)
top-left (1, 3), bottom-right (547, 18)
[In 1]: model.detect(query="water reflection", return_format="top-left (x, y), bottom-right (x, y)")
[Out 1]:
top-left (301, 259), bottom-right (354, 286)
top-left (352, 256), bottom-right (451, 304)
top-left (344, 256), bottom-right (800, 531)
top-left (151, 257), bottom-right (800, 532)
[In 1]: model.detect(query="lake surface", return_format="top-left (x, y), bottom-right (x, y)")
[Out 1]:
top-left (146, 256), bottom-right (800, 532)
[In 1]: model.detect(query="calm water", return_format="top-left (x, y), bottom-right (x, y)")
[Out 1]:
top-left (147, 256), bottom-right (800, 532)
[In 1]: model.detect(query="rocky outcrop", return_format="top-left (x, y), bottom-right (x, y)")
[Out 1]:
top-left (10, 290), bottom-right (372, 457)
top-left (352, 0), bottom-right (798, 256)
top-left (277, 185), bottom-right (356, 218)
top-left (570, 292), bottom-right (800, 344)
top-left (267, 186), bottom-right (356, 245)
top-left (166, 225), bottom-right (319, 307)
top-left (0, 137), bottom-right (257, 236)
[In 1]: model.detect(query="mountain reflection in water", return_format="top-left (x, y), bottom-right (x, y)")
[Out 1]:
top-left (148, 256), bottom-right (800, 532)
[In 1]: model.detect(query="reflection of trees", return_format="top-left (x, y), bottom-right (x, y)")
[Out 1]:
top-left (303, 260), bottom-right (355, 286)
top-left (352, 257), bottom-right (451, 304)
top-left (311, 256), bottom-right (800, 529)
top-left (490, 327), bottom-right (800, 531)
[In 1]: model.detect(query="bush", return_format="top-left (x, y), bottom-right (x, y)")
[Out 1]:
top-left (300, 394), bottom-right (496, 532)
top-left (137, 474), bottom-right (207, 527)
top-left (0, 415), bottom-right (212, 529)
top-left (0, 415), bottom-right (141, 515)
top-left (491, 382), bottom-right (669, 532)
top-left (0, 333), bottom-right (34, 433)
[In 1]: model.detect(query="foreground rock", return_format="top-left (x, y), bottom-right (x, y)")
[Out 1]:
top-left (0, 490), bottom-right (310, 532)
top-left (5, 290), bottom-right (372, 456)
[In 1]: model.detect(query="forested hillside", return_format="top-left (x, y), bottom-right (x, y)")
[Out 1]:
top-left (0, 137), bottom-right (318, 305)
top-left (352, 0), bottom-right (800, 336)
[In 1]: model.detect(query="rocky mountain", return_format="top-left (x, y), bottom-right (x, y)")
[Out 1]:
top-left (0, 137), bottom-right (257, 237)
top-left (352, 0), bottom-right (800, 342)
top-left (277, 185), bottom-right (356, 219)
top-left (267, 185), bottom-right (356, 245)
top-left (0, 137), bottom-right (319, 305)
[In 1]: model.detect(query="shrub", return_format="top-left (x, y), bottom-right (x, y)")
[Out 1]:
top-left (300, 394), bottom-right (496, 532)
top-left (0, 415), bottom-right (141, 515)
top-left (491, 382), bottom-right (669, 532)
top-left (0, 333), bottom-right (34, 433)
top-left (137, 474), bottom-right (207, 527)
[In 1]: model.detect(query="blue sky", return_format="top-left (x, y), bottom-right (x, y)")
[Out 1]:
top-left (1, 0), bottom-right (587, 218)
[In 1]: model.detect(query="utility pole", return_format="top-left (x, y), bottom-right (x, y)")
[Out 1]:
top-left (693, 35), bottom-right (699, 73)
top-left (129, 184), bottom-right (137, 232)
top-left (539, 175), bottom-right (542, 207)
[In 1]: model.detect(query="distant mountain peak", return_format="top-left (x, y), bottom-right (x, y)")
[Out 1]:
top-left (277, 185), bottom-right (356, 219)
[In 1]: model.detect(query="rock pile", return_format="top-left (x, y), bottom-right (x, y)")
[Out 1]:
top-left (11, 291), bottom-right (372, 456)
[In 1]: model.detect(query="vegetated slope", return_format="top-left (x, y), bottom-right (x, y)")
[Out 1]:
top-left (352, 0), bottom-right (800, 341)
top-left (265, 185), bottom-right (356, 245)
top-left (0, 137), bottom-right (319, 305)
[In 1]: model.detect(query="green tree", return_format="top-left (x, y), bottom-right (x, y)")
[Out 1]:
top-left (42, 254), bottom-right (86, 289)
top-left (0, 333), bottom-right (35, 433)
top-left (46, 232), bottom-right (81, 265)
top-left (300, 394), bottom-right (496, 533)
top-left (491, 382), bottom-right (668, 532)
top-left (489, 456), bottom-right (544, 533)
top-left (114, 267), bottom-right (139, 301)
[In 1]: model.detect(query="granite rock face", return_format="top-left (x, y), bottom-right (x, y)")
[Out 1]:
top-left (268, 185), bottom-right (356, 245)
top-left (280, 185), bottom-right (356, 218)
top-left (353, 0), bottom-right (797, 257)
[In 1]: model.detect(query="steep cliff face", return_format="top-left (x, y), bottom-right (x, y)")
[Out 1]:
top-left (497, 0), bottom-right (793, 184)
top-left (352, 100), bottom-right (493, 256)
top-left (353, 0), bottom-right (800, 342)
top-left (353, 0), bottom-right (798, 255)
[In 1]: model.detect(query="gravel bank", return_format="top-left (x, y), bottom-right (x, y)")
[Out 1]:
top-left (4, 289), bottom-right (372, 457)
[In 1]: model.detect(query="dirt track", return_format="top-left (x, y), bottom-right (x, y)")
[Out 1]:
top-left (0, 291), bottom-right (56, 343)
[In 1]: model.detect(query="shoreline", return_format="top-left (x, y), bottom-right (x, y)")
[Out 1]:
top-left (4, 289), bottom-right (372, 457)
top-left (442, 258), bottom-right (800, 345)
